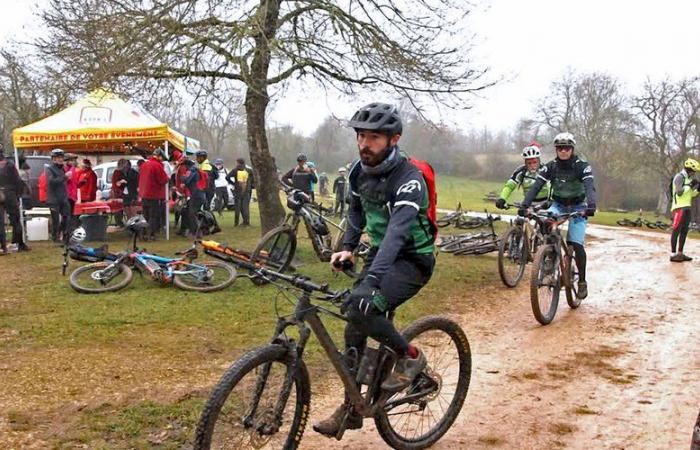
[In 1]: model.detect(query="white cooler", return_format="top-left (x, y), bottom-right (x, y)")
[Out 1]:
top-left (26, 217), bottom-right (50, 241)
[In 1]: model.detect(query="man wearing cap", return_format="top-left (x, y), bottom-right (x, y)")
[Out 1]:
top-left (195, 150), bottom-right (218, 210)
top-left (226, 158), bottom-right (255, 226)
top-left (46, 149), bottom-right (72, 243)
top-left (333, 167), bottom-right (348, 216)
top-left (0, 146), bottom-right (30, 253)
top-left (282, 153), bottom-right (317, 199)
top-left (138, 149), bottom-right (169, 240)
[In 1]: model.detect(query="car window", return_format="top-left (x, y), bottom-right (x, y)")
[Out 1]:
top-left (106, 167), bottom-right (116, 182)
top-left (94, 168), bottom-right (103, 180)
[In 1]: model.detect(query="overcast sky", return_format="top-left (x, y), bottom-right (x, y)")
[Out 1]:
top-left (2, 0), bottom-right (700, 136)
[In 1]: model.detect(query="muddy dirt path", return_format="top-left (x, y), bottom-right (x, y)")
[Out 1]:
top-left (302, 225), bottom-right (700, 449)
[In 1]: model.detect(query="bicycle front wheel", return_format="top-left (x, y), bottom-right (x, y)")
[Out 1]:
top-left (530, 245), bottom-right (560, 325)
top-left (194, 345), bottom-right (311, 450)
top-left (173, 261), bottom-right (237, 292)
top-left (69, 262), bottom-right (133, 294)
top-left (375, 315), bottom-right (471, 450)
top-left (498, 227), bottom-right (527, 288)
top-left (563, 249), bottom-right (582, 309)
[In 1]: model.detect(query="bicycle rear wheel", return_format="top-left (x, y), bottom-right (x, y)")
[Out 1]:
top-left (563, 249), bottom-right (581, 309)
top-left (530, 245), bottom-right (560, 325)
top-left (251, 225), bottom-right (297, 274)
top-left (69, 262), bottom-right (133, 294)
top-left (194, 345), bottom-right (311, 450)
top-left (375, 315), bottom-right (471, 450)
top-left (173, 261), bottom-right (237, 292)
top-left (498, 227), bottom-right (527, 288)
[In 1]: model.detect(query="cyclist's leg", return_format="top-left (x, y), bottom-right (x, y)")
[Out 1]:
top-left (678, 208), bottom-right (691, 254)
top-left (566, 204), bottom-right (588, 296)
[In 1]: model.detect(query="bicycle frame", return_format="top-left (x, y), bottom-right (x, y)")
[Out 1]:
top-left (129, 251), bottom-right (210, 283)
top-left (247, 289), bottom-right (404, 432)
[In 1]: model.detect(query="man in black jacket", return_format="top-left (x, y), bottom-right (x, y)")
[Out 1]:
top-left (0, 147), bottom-right (29, 253)
top-left (313, 103), bottom-right (436, 437)
top-left (226, 158), bottom-right (255, 226)
top-left (45, 149), bottom-right (72, 243)
top-left (282, 153), bottom-right (317, 199)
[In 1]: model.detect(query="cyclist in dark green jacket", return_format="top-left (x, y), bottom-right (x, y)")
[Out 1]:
top-left (313, 103), bottom-right (436, 437)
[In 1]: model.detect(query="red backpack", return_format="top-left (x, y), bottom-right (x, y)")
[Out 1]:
top-left (196, 169), bottom-right (209, 191)
top-left (409, 157), bottom-right (438, 236)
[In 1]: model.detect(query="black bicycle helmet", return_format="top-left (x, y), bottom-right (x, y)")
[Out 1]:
top-left (196, 150), bottom-right (208, 158)
top-left (297, 153), bottom-right (307, 163)
top-left (347, 103), bottom-right (403, 135)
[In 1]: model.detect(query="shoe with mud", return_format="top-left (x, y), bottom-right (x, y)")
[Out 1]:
top-left (312, 404), bottom-right (362, 437)
top-left (670, 253), bottom-right (684, 263)
top-left (577, 281), bottom-right (588, 299)
top-left (381, 349), bottom-right (427, 393)
top-left (681, 253), bottom-right (693, 262)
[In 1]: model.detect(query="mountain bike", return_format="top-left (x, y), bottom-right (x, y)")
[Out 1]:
top-left (193, 259), bottom-right (471, 450)
top-left (436, 203), bottom-right (464, 228)
top-left (528, 210), bottom-right (584, 325)
top-left (439, 212), bottom-right (500, 255)
top-left (253, 185), bottom-right (369, 278)
top-left (497, 203), bottom-right (545, 288)
top-left (67, 219), bottom-right (236, 294)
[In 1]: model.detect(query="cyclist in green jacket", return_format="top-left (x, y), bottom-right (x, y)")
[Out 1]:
top-left (495, 145), bottom-right (550, 210)
top-left (313, 103), bottom-right (436, 437)
top-left (670, 158), bottom-right (700, 262)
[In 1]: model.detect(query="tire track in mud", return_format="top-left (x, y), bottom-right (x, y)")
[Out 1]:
top-left (301, 226), bottom-right (700, 449)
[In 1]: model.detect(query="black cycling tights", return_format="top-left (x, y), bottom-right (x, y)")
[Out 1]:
top-left (345, 255), bottom-right (433, 357)
top-left (569, 242), bottom-right (587, 283)
top-left (671, 208), bottom-right (691, 253)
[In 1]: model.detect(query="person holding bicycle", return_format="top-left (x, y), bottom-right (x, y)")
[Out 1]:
top-left (314, 102), bottom-right (436, 436)
top-left (495, 144), bottom-right (550, 210)
top-left (518, 132), bottom-right (596, 300)
top-left (670, 158), bottom-right (699, 262)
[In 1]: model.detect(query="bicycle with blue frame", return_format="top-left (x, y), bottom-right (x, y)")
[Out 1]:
top-left (66, 216), bottom-right (236, 294)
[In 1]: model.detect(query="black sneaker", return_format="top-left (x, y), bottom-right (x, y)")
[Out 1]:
top-left (577, 281), bottom-right (588, 299)
top-left (381, 349), bottom-right (427, 393)
top-left (670, 253), bottom-right (684, 263)
top-left (312, 404), bottom-right (362, 437)
top-left (681, 253), bottom-right (693, 262)
top-left (17, 243), bottom-right (30, 252)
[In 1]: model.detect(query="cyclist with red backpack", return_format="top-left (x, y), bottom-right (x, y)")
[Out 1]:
top-left (314, 102), bottom-right (437, 437)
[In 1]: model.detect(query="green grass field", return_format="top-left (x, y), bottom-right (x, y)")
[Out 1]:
top-left (0, 175), bottom-right (683, 448)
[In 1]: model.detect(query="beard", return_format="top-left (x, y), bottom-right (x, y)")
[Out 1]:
top-left (359, 145), bottom-right (390, 167)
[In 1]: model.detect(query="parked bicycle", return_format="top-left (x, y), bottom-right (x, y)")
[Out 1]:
top-left (66, 216), bottom-right (236, 294)
top-left (252, 184), bottom-right (369, 277)
top-left (616, 217), bottom-right (670, 230)
top-left (192, 259), bottom-right (471, 450)
top-left (436, 202), bottom-right (464, 228)
top-left (528, 210), bottom-right (584, 325)
top-left (438, 211), bottom-right (500, 256)
top-left (497, 203), bottom-right (545, 288)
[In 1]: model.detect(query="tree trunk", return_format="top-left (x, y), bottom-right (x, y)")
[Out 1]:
top-left (245, 0), bottom-right (285, 234)
top-left (245, 88), bottom-right (285, 233)
top-left (656, 180), bottom-right (670, 217)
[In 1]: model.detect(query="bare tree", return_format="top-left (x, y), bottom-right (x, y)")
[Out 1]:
top-left (0, 48), bottom-right (74, 144)
top-left (38, 0), bottom-right (493, 232)
top-left (632, 77), bottom-right (700, 213)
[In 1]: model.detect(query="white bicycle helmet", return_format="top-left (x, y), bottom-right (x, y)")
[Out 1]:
top-left (521, 145), bottom-right (541, 159)
top-left (553, 132), bottom-right (576, 148)
top-left (125, 215), bottom-right (149, 233)
top-left (70, 227), bottom-right (86, 243)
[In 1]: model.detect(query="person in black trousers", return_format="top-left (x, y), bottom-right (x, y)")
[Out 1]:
top-left (226, 158), bottom-right (255, 226)
top-left (0, 147), bottom-right (30, 253)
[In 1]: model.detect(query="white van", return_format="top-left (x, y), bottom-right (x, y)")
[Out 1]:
top-left (94, 159), bottom-right (172, 200)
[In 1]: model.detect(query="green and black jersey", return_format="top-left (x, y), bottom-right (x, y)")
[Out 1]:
top-left (343, 149), bottom-right (435, 282)
top-left (524, 156), bottom-right (596, 206)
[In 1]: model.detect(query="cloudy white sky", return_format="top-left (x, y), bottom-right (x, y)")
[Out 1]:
top-left (2, 0), bottom-right (700, 135)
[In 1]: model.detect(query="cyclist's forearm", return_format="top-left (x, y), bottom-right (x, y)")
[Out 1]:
top-left (499, 180), bottom-right (517, 201)
top-left (522, 178), bottom-right (545, 206)
top-left (583, 177), bottom-right (597, 205)
top-left (366, 206), bottom-right (417, 282)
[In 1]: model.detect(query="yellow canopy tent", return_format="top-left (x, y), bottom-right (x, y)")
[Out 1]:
top-left (11, 89), bottom-right (201, 239)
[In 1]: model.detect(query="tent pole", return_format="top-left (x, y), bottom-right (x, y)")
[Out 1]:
top-left (13, 145), bottom-right (27, 243)
top-left (164, 141), bottom-right (170, 240)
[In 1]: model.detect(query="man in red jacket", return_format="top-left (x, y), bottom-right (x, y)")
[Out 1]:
top-left (138, 149), bottom-right (169, 240)
top-left (77, 159), bottom-right (98, 202)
